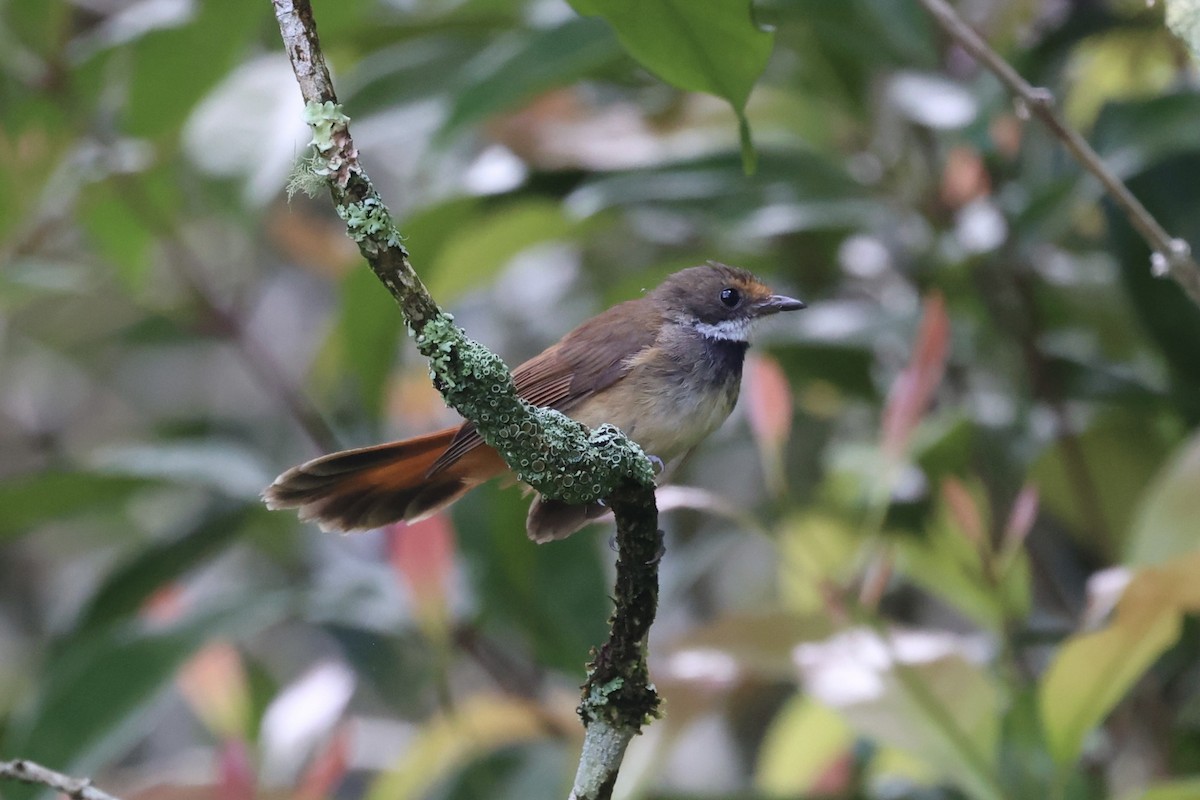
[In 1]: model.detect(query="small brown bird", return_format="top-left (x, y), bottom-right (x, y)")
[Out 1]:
top-left (264, 262), bottom-right (804, 542)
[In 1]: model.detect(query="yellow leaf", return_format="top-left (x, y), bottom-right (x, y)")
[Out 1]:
top-left (367, 693), bottom-right (571, 800)
top-left (755, 695), bottom-right (853, 796)
top-left (1039, 556), bottom-right (1200, 766)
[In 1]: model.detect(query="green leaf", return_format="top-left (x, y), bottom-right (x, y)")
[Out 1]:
top-left (1030, 411), bottom-right (1171, 556)
top-left (568, 0), bottom-right (771, 110)
top-left (441, 18), bottom-right (621, 138)
top-left (1125, 778), bottom-right (1200, 800)
top-left (0, 471), bottom-right (149, 541)
top-left (1093, 95), bottom-right (1200, 179)
top-left (897, 483), bottom-right (1031, 632)
top-left (1099, 151), bottom-right (1200, 415)
top-left (424, 741), bottom-right (569, 800)
top-left (567, 0), bottom-right (773, 169)
top-left (797, 630), bottom-right (1003, 800)
top-left (338, 268), bottom-right (404, 419)
top-left (367, 694), bottom-right (556, 800)
top-left (452, 482), bottom-right (607, 674)
top-left (755, 695), bottom-right (854, 795)
top-left (1127, 430), bottom-right (1200, 565)
top-left (1, 596), bottom-right (291, 797)
top-left (78, 181), bottom-right (155, 291)
top-left (125, 0), bottom-right (260, 138)
top-left (1038, 557), bottom-right (1200, 767)
top-left (426, 200), bottom-right (577, 304)
top-left (72, 507), bottom-right (264, 635)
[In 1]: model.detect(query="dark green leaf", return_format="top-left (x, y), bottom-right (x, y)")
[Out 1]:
top-left (126, 0), bottom-right (260, 138)
top-left (426, 200), bottom-right (578, 302)
top-left (338, 268), bottom-right (404, 419)
top-left (0, 471), bottom-right (149, 541)
top-left (452, 482), bottom-right (608, 674)
top-left (78, 181), bottom-right (155, 291)
top-left (72, 506), bottom-right (263, 634)
top-left (441, 18), bottom-right (621, 138)
top-left (1, 596), bottom-right (291, 798)
top-left (567, 0), bottom-right (773, 114)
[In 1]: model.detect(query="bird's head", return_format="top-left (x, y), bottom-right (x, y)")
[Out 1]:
top-left (650, 261), bottom-right (806, 342)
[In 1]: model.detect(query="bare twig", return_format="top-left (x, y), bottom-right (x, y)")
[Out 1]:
top-left (270, 2), bottom-right (662, 797)
top-left (0, 759), bottom-right (122, 800)
top-left (918, 0), bottom-right (1200, 307)
top-left (110, 176), bottom-right (340, 453)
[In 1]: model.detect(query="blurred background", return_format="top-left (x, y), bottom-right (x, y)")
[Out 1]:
top-left (3, 0), bottom-right (1200, 798)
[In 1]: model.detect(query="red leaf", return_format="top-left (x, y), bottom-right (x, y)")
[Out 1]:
top-left (744, 353), bottom-right (794, 457)
top-left (292, 725), bottom-right (351, 800)
top-left (881, 292), bottom-right (950, 461)
top-left (217, 738), bottom-right (256, 800)
top-left (177, 641), bottom-right (249, 738)
top-left (139, 582), bottom-right (186, 624)
top-left (387, 514), bottom-right (456, 613)
top-left (1003, 483), bottom-right (1039, 554)
top-left (942, 477), bottom-right (986, 549)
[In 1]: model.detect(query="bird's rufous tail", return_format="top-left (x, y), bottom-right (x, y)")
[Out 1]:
top-left (263, 427), bottom-right (507, 531)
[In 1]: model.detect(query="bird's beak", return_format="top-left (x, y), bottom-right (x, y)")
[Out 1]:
top-left (756, 294), bottom-right (807, 315)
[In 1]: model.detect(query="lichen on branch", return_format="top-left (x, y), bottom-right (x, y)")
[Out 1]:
top-left (273, 3), bottom-right (664, 796)
top-left (414, 315), bottom-right (655, 502)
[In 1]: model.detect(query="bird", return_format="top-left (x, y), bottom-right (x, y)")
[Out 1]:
top-left (264, 262), bottom-right (805, 542)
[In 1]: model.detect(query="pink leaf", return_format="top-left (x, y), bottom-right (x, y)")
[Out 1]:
top-left (387, 514), bottom-right (456, 615)
top-left (178, 641), bottom-right (250, 738)
top-left (217, 738), bottom-right (256, 800)
top-left (292, 725), bottom-right (351, 800)
top-left (139, 582), bottom-right (186, 625)
top-left (744, 353), bottom-right (793, 454)
top-left (942, 477), bottom-right (986, 549)
top-left (1002, 483), bottom-right (1039, 554)
top-left (881, 292), bottom-right (950, 461)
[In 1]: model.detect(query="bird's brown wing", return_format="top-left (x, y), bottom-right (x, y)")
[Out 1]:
top-left (426, 297), bottom-right (662, 476)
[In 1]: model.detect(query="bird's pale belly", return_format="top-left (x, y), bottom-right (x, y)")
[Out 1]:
top-left (568, 358), bottom-right (742, 463)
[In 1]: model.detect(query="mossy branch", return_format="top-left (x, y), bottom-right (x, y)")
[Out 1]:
top-left (271, 1), bottom-right (662, 796)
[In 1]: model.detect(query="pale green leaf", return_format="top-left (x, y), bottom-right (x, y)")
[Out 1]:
top-left (1125, 777), bottom-right (1200, 800)
top-left (796, 629), bottom-right (1002, 800)
top-left (338, 268), bottom-right (403, 419)
top-left (1039, 554), bottom-right (1200, 767)
top-left (426, 200), bottom-right (576, 303)
top-left (1127, 430), bottom-right (1200, 565)
top-left (755, 695), bottom-right (853, 795)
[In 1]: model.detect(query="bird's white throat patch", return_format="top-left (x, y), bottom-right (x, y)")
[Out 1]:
top-left (694, 318), bottom-right (751, 342)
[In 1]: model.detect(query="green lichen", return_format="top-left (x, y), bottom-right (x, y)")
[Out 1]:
top-left (412, 313), bottom-right (655, 504)
top-left (302, 100), bottom-right (350, 152)
top-left (336, 197), bottom-right (404, 251)
top-left (286, 153), bottom-right (328, 200)
top-left (579, 677), bottom-right (626, 723)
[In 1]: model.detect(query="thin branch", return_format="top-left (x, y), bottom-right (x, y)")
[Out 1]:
top-left (917, 0), bottom-right (1200, 307)
top-left (0, 759), bottom-right (122, 800)
top-left (270, 2), bottom-right (662, 796)
top-left (110, 175), bottom-right (340, 453)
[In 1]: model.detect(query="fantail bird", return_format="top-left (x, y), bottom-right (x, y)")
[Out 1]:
top-left (264, 262), bottom-right (805, 542)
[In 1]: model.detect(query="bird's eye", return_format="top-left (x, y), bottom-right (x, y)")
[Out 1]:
top-left (719, 287), bottom-right (741, 308)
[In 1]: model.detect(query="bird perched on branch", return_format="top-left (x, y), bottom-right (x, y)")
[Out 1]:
top-left (265, 262), bottom-right (805, 542)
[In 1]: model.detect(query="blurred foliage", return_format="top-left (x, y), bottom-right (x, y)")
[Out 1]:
top-left (2, 0), bottom-right (1200, 798)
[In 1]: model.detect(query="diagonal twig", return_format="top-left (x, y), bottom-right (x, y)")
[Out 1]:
top-left (917, 0), bottom-right (1200, 307)
top-left (270, 2), bottom-right (662, 797)
top-left (0, 759), bottom-right (122, 800)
